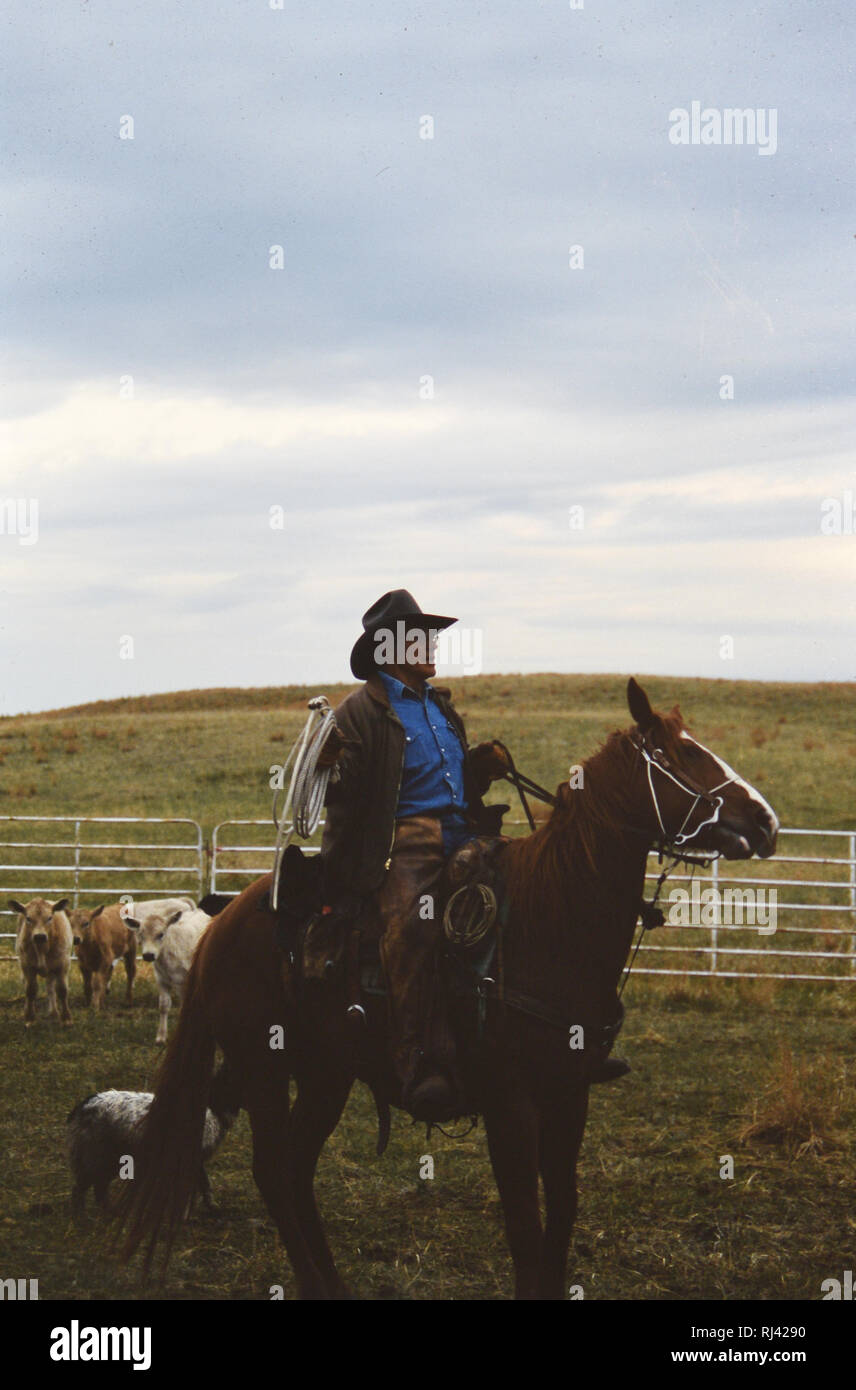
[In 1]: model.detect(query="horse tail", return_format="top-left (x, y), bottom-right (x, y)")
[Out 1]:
top-left (115, 955), bottom-right (216, 1275)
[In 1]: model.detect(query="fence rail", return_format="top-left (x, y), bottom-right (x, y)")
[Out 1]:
top-left (209, 818), bottom-right (319, 899)
top-left (210, 821), bottom-right (856, 985)
top-left (2, 817), bottom-right (855, 984)
top-left (0, 816), bottom-right (204, 950)
top-left (635, 828), bottom-right (856, 983)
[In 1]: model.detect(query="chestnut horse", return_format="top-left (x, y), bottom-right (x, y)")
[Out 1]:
top-left (118, 679), bottom-right (778, 1299)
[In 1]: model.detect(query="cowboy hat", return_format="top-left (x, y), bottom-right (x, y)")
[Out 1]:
top-left (350, 589), bottom-right (457, 680)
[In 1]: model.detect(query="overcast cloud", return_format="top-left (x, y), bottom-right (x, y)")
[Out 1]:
top-left (1, 1), bottom-right (853, 714)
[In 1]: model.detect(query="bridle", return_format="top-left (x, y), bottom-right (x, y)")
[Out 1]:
top-left (494, 728), bottom-right (744, 1009)
top-left (498, 731), bottom-right (738, 864)
top-left (616, 730), bottom-right (741, 998)
top-left (629, 731), bottom-right (737, 861)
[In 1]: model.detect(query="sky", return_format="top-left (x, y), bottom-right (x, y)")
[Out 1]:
top-left (1, 0), bottom-right (854, 714)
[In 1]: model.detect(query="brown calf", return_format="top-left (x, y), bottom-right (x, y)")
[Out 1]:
top-left (70, 904), bottom-right (137, 1010)
top-left (10, 896), bottom-right (73, 1027)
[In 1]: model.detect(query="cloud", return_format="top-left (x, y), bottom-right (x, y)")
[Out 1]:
top-left (0, 1), bottom-right (852, 711)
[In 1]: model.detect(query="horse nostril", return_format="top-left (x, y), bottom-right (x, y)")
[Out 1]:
top-left (755, 807), bottom-right (776, 841)
top-left (753, 807), bottom-right (778, 855)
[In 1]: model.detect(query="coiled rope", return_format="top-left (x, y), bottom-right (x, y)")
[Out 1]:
top-left (270, 695), bottom-right (337, 911)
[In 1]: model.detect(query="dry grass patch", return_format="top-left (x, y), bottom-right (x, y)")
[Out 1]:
top-left (739, 1045), bottom-right (848, 1159)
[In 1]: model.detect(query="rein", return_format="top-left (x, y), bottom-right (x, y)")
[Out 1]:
top-left (618, 855), bottom-right (683, 999)
top-left (494, 740), bottom-right (556, 830)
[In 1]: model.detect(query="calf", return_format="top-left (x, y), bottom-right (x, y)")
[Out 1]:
top-left (70, 904), bottom-right (137, 1010)
top-left (10, 896), bottom-right (73, 1027)
top-left (67, 1080), bottom-right (237, 1218)
top-left (123, 899), bottom-right (211, 1044)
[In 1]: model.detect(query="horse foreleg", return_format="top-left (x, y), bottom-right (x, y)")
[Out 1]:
top-left (245, 1080), bottom-right (330, 1301)
top-left (289, 1068), bottom-right (354, 1300)
top-left (537, 1089), bottom-right (589, 1300)
top-left (483, 1088), bottom-right (543, 1300)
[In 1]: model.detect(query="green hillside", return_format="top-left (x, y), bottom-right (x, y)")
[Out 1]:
top-left (1, 672), bottom-right (853, 831)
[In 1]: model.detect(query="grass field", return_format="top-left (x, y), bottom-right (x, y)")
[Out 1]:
top-left (0, 673), bottom-right (854, 1300)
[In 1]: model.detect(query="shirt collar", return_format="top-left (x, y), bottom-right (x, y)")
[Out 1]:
top-left (378, 670), bottom-right (431, 702)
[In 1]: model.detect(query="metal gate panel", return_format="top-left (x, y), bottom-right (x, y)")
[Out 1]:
top-left (0, 815), bottom-right (204, 957)
top-left (635, 828), bottom-right (856, 983)
top-left (209, 818), bottom-right (321, 899)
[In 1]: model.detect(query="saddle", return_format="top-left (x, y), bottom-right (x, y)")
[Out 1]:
top-left (270, 844), bottom-right (358, 983)
top-left (272, 839), bottom-right (628, 1129)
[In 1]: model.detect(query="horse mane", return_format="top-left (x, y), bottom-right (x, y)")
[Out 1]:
top-left (503, 711), bottom-right (687, 943)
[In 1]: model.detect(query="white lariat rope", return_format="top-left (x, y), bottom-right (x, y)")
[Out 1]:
top-left (270, 695), bottom-right (337, 912)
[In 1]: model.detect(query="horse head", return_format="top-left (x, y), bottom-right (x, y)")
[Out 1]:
top-left (626, 677), bottom-right (778, 861)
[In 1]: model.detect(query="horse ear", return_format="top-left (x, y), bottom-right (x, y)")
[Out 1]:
top-left (627, 677), bottom-right (655, 731)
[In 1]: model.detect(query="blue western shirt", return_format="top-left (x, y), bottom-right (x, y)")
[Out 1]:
top-left (379, 672), bottom-right (474, 854)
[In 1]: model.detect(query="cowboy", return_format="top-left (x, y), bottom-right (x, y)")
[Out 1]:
top-left (317, 590), bottom-right (510, 1122)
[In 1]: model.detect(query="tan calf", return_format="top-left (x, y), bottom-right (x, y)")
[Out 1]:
top-left (70, 904), bottom-right (137, 1010)
top-left (10, 896), bottom-right (73, 1027)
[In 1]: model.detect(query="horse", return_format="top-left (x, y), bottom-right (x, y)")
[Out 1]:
top-left (117, 678), bottom-right (778, 1299)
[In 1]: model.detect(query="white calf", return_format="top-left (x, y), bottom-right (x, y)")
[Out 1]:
top-left (123, 899), bottom-right (211, 1045)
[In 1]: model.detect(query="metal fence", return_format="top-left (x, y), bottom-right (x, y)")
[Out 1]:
top-left (0, 815), bottom-right (204, 953)
top-left (209, 818), bottom-right (321, 899)
top-left (3, 816), bottom-right (855, 984)
top-left (637, 827), bottom-right (856, 983)
top-left (210, 821), bottom-right (856, 985)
